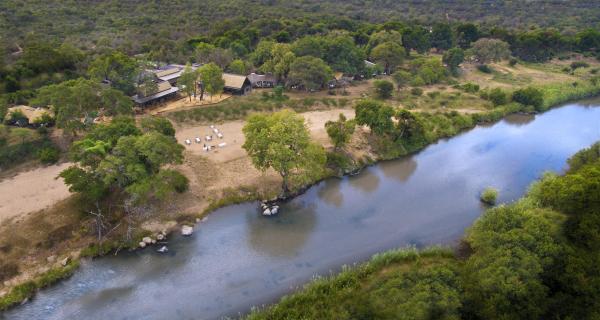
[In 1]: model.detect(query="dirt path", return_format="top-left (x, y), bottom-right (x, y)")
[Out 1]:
top-left (0, 162), bottom-right (72, 224)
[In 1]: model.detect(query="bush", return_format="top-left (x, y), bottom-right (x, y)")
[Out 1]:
top-left (570, 61), bottom-right (589, 70)
top-left (477, 64), bottom-right (493, 73)
top-left (37, 146), bottom-right (60, 164)
top-left (373, 80), bottom-right (394, 99)
top-left (480, 187), bottom-right (498, 205)
top-left (512, 87), bottom-right (544, 111)
top-left (411, 88), bottom-right (423, 96)
top-left (509, 58), bottom-right (518, 66)
top-left (488, 88), bottom-right (508, 106)
top-left (460, 83), bottom-right (480, 93)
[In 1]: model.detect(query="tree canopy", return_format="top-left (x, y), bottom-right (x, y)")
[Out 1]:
top-left (242, 109), bottom-right (326, 195)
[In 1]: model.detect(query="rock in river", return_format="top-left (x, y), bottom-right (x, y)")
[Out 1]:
top-left (181, 225), bottom-right (193, 236)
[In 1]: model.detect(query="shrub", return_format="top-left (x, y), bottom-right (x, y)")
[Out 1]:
top-left (477, 64), bottom-right (493, 73)
top-left (480, 187), bottom-right (498, 205)
top-left (509, 58), bottom-right (518, 66)
top-left (512, 87), bottom-right (544, 111)
top-left (570, 61), bottom-right (589, 70)
top-left (374, 80), bottom-right (394, 99)
top-left (37, 146), bottom-right (60, 164)
top-left (411, 88), bottom-right (423, 96)
top-left (427, 91), bottom-right (440, 99)
top-left (410, 76), bottom-right (425, 87)
top-left (488, 88), bottom-right (508, 106)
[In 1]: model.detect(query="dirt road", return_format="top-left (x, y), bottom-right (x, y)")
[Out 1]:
top-left (0, 162), bottom-right (72, 224)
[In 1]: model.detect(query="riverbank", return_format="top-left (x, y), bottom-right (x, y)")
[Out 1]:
top-left (0, 76), bottom-right (599, 313)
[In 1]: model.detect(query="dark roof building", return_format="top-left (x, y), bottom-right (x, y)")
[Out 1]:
top-left (132, 81), bottom-right (179, 106)
top-left (247, 73), bottom-right (277, 88)
top-left (223, 73), bottom-right (252, 95)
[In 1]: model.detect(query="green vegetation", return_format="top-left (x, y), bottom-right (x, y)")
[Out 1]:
top-left (0, 259), bottom-right (80, 311)
top-left (242, 110), bottom-right (326, 196)
top-left (247, 140), bottom-right (600, 320)
top-left (0, 125), bottom-right (59, 170)
top-left (325, 113), bottom-right (355, 151)
top-left (373, 80), bottom-right (394, 99)
top-left (59, 116), bottom-right (188, 205)
top-left (480, 187), bottom-right (498, 205)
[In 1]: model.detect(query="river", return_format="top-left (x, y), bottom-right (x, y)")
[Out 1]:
top-left (3, 100), bottom-right (600, 320)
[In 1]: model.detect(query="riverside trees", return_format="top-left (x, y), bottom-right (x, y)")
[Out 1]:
top-left (242, 110), bottom-right (326, 196)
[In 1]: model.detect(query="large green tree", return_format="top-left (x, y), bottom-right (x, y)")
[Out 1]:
top-left (470, 38), bottom-right (511, 64)
top-left (242, 110), bottom-right (326, 196)
top-left (88, 51), bottom-right (139, 95)
top-left (178, 63), bottom-right (199, 102)
top-left (370, 42), bottom-right (405, 74)
top-left (287, 56), bottom-right (333, 91)
top-left (60, 117), bottom-right (187, 205)
top-left (33, 78), bottom-right (133, 136)
top-left (354, 99), bottom-right (394, 136)
top-left (198, 63), bottom-right (224, 100)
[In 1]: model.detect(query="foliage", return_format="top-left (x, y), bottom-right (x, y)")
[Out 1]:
top-left (479, 187), bottom-right (498, 205)
top-left (487, 88), bottom-right (508, 106)
top-left (373, 80), bottom-right (394, 99)
top-left (476, 64), bottom-right (492, 74)
top-left (512, 87), bottom-right (544, 111)
top-left (409, 58), bottom-right (448, 85)
top-left (392, 70), bottom-right (411, 92)
top-left (198, 63), bottom-right (224, 98)
top-left (570, 61), bottom-right (590, 70)
top-left (32, 78), bottom-right (133, 136)
top-left (470, 38), bottom-right (511, 64)
top-left (442, 47), bottom-right (464, 76)
top-left (37, 146), bottom-right (60, 164)
top-left (288, 56), bottom-right (333, 91)
top-left (354, 99), bottom-right (394, 136)
top-left (242, 109), bottom-right (326, 195)
top-left (178, 63), bottom-right (199, 101)
top-left (88, 51), bottom-right (139, 95)
top-left (60, 117), bottom-right (187, 204)
top-left (370, 42), bottom-right (405, 73)
top-left (140, 116), bottom-right (176, 137)
top-left (325, 113), bottom-right (355, 150)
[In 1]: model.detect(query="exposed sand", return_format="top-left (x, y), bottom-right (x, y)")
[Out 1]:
top-left (175, 108), bottom-right (355, 163)
top-left (0, 163), bottom-right (72, 224)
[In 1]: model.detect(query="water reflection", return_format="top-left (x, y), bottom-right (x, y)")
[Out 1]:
top-left (504, 113), bottom-right (535, 127)
top-left (347, 168), bottom-right (380, 193)
top-left (317, 179), bottom-right (344, 207)
top-left (246, 200), bottom-right (317, 257)
top-left (379, 157), bottom-right (418, 182)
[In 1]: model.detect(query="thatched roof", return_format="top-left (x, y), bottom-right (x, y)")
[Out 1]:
top-left (223, 73), bottom-right (248, 90)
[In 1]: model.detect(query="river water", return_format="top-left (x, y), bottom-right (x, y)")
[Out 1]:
top-left (3, 100), bottom-right (600, 320)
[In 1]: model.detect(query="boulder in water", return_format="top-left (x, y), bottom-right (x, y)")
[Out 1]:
top-left (181, 225), bottom-right (193, 236)
top-left (142, 237), bottom-right (152, 244)
top-left (139, 241), bottom-right (147, 248)
top-left (262, 208), bottom-right (271, 216)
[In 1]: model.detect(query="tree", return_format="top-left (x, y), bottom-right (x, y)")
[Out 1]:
top-left (198, 63), bottom-right (224, 100)
top-left (442, 47), bottom-right (464, 76)
top-left (260, 43), bottom-right (296, 81)
top-left (354, 99), bottom-right (394, 136)
top-left (392, 70), bottom-right (411, 93)
top-left (409, 58), bottom-right (448, 85)
top-left (456, 23), bottom-right (480, 48)
top-left (60, 117), bottom-right (187, 205)
top-left (325, 113), bottom-right (355, 151)
top-left (140, 116), bottom-right (175, 137)
top-left (33, 78), bottom-right (133, 136)
top-left (88, 51), bottom-right (139, 95)
top-left (374, 80), bottom-right (394, 99)
top-left (512, 87), bottom-right (544, 110)
top-left (242, 110), bottom-right (326, 196)
top-left (227, 59), bottom-right (248, 74)
top-left (288, 56), bottom-right (333, 91)
top-left (470, 38), bottom-right (511, 64)
top-left (367, 30), bottom-right (403, 52)
top-left (136, 72), bottom-right (159, 98)
top-left (370, 42), bottom-right (405, 74)
top-left (431, 23), bottom-right (454, 51)
top-left (178, 63), bottom-right (198, 102)
top-left (402, 26), bottom-right (431, 56)
top-left (195, 42), bottom-right (217, 64)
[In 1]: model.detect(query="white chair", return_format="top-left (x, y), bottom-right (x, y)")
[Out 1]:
top-left (218, 142), bottom-right (227, 148)
top-left (195, 137), bottom-right (201, 143)
top-left (217, 133), bottom-right (224, 139)
top-left (185, 139), bottom-right (191, 145)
